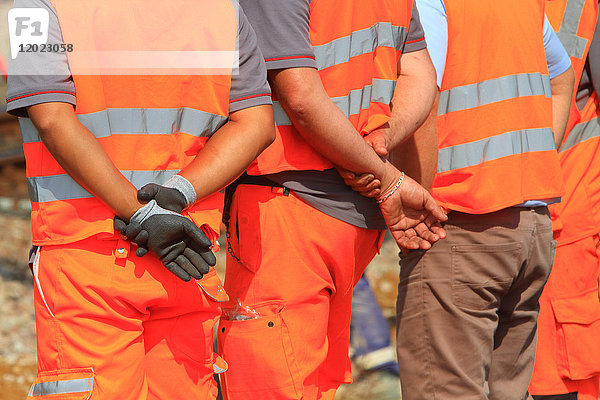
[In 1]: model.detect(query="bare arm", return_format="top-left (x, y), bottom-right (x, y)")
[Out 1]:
top-left (552, 66), bottom-right (575, 149)
top-left (27, 102), bottom-right (143, 220)
top-left (384, 49), bottom-right (437, 153)
top-left (390, 92), bottom-right (439, 191)
top-left (178, 104), bottom-right (275, 197)
top-left (268, 67), bottom-right (398, 187)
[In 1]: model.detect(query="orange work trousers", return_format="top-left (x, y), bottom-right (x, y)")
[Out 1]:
top-left (28, 235), bottom-right (228, 400)
top-left (529, 234), bottom-right (600, 400)
top-left (217, 184), bottom-right (383, 400)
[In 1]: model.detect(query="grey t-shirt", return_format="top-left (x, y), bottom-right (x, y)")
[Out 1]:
top-left (241, 0), bottom-right (427, 230)
top-left (7, 0), bottom-right (271, 116)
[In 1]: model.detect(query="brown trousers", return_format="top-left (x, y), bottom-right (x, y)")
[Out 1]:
top-left (396, 207), bottom-right (556, 400)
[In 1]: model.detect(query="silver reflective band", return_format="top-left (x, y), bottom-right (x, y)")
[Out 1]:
top-left (437, 128), bottom-right (556, 173)
top-left (20, 108), bottom-right (228, 143)
top-left (28, 170), bottom-right (179, 203)
top-left (29, 377), bottom-right (92, 396)
top-left (560, 116), bottom-right (600, 152)
top-left (438, 72), bottom-right (551, 115)
top-left (557, 0), bottom-right (588, 59)
top-left (313, 22), bottom-right (407, 71)
top-left (273, 78), bottom-right (395, 126)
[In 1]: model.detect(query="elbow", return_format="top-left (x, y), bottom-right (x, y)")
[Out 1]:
top-left (261, 122), bottom-right (276, 150)
top-left (27, 103), bottom-right (73, 138)
top-left (279, 88), bottom-right (313, 122)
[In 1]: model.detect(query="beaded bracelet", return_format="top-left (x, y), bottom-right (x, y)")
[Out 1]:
top-left (376, 172), bottom-right (405, 204)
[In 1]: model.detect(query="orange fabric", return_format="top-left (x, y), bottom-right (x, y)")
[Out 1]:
top-left (26, 0), bottom-right (237, 245)
top-left (246, 1), bottom-right (412, 175)
top-left (546, 0), bottom-right (600, 245)
top-left (432, 0), bottom-right (564, 213)
top-left (32, 236), bottom-right (227, 399)
top-left (529, 235), bottom-right (600, 398)
top-left (217, 185), bottom-right (383, 399)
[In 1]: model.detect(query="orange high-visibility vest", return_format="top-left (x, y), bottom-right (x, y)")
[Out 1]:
top-left (546, 0), bottom-right (600, 245)
top-left (21, 0), bottom-right (237, 245)
top-left (246, 0), bottom-right (413, 175)
top-left (431, 0), bottom-right (564, 214)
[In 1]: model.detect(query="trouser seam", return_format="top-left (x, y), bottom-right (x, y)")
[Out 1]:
top-left (420, 254), bottom-right (436, 399)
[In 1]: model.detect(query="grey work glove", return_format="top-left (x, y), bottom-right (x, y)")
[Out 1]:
top-left (115, 174), bottom-right (198, 256)
top-left (120, 199), bottom-right (216, 281)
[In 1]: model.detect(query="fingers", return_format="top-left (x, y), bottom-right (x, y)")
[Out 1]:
top-left (136, 247), bottom-right (149, 257)
top-left (113, 216), bottom-right (127, 234)
top-left (183, 219), bottom-right (213, 249)
top-left (124, 221), bottom-right (143, 241)
top-left (175, 254), bottom-right (203, 280)
top-left (189, 240), bottom-right (217, 267)
top-left (362, 188), bottom-right (382, 198)
top-left (138, 183), bottom-right (160, 203)
top-left (163, 261), bottom-right (192, 282)
top-left (364, 132), bottom-right (389, 158)
top-left (183, 247), bottom-right (211, 275)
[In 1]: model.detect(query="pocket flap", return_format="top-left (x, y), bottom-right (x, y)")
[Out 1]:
top-left (197, 268), bottom-right (229, 302)
top-left (552, 290), bottom-right (600, 324)
top-left (27, 367), bottom-right (94, 399)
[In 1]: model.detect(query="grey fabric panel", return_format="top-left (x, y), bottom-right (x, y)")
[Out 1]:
top-left (30, 377), bottom-right (92, 396)
top-left (313, 23), bottom-right (407, 71)
top-left (560, 116), bottom-right (600, 152)
top-left (266, 169), bottom-right (386, 230)
top-left (229, 6), bottom-right (271, 111)
top-left (19, 108), bottom-right (229, 143)
top-left (437, 128), bottom-right (556, 173)
top-left (404, 1), bottom-right (427, 53)
top-left (273, 78), bottom-right (396, 126)
top-left (438, 72), bottom-right (551, 115)
top-left (28, 170), bottom-right (178, 202)
top-left (240, 0), bottom-right (315, 69)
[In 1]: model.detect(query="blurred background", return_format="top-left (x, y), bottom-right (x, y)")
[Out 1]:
top-left (0, 1), bottom-right (403, 398)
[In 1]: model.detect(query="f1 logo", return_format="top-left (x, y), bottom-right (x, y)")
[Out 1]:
top-left (8, 8), bottom-right (49, 59)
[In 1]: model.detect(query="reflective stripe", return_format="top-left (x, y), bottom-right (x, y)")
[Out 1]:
top-left (20, 108), bottom-right (228, 143)
top-left (29, 377), bottom-right (92, 396)
top-left (560, 116), bottom-right (600, 152)
top-left (438, 72), bottom-right (551, 115)
top-left (437, 128), bottom-right (556, 173)
top-left (273, 78), bottom-right (395, 126)
top-left (313, 22), bottom-right (407, 70)
top-left (28, 170), bottom-right (178, 203)
top-left (557, 0), bottom-right (588, 59)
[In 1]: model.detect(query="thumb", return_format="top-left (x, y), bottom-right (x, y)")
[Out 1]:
top-left (422, 194), bottom-right (448, 222)
top-left (138, 183), bottom-right (160, 203)
top-left (365, 134), bottom-right (389, 157)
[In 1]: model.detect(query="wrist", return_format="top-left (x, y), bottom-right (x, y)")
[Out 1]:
top-left (376, 172), bottom-right (405, 204)
top-left (164, 174), bottom-right (197, 209)
top-left (379, 161), bottom-right (401, 194)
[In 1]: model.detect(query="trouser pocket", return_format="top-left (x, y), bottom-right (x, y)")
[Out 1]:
top-left (217, 302), bottom-right (301, 399)
top-left (552, 290), bottom-right (600, 380)
top-left (27, 367), bottom-right (94, 399)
